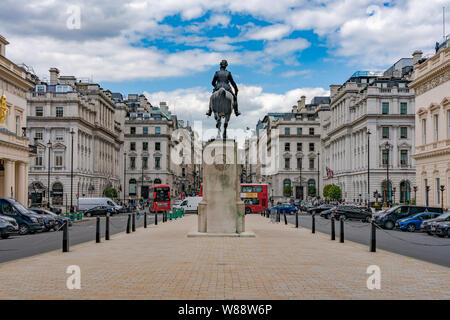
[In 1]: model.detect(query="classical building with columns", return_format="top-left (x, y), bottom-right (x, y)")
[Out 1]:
top-left (0, 35), bottom-right (36, 205)
top-left (322, 62), bottom-right (416, 204)
top-left (27, 68), bottom-right (122, 209)
top-left (410, 39), bottom-right (450, 210)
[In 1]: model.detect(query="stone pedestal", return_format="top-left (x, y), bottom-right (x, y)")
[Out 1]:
top-left (188, 140), bottom-right (254, 238)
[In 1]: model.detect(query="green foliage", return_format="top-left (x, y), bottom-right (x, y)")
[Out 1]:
top-left (104, 187), bottom-right (118, 199)
top-left (328, 185), bottom-right (342, 200)
top-left (323, 185), bottom-right (332, 198)
top-left (308, 185), bottom-right (316, 197)
top-left (283, 184), bottom-right (292, 197)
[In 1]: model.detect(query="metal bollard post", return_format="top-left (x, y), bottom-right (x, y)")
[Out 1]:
top-left (144, 212), bottom-right (147, 228)
top-left (132, 213), bottom-right (136, 232)
top-left (331, 215), bottom-right (335, 240)
top-left (312, 213), bottom-right (315, 234)
top-left (295, 210), bottom-right (299, 228)
top-left (62, 220), bottom-right (69, 252)
top-left (105, 216), bottom-right (110, 240)
top-left (155, 212), bottom-right (158, 225)
top-left (96, 217), bottom-right (101, 243)
top-left (283, 211), bottom-right (287, 225)
top-left (339, 217), bottom-right (344, 243)
top-left (126, 214), bottom-right (131, 234)
top-left (370, 220), bottom-right (376, 252)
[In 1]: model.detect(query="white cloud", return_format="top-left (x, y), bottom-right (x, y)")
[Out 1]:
top-left (280, 69), bottom-right (311, 77)
top-left (244, 24), bottom-right (292, 40)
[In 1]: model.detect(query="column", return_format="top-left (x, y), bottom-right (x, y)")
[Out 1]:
top-left (3, 160), bottom-right (15, 199)
top-left (16, 162), bottom-right (27, 205)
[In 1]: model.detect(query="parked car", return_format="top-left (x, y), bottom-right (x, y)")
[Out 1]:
top-left (83, 206), bottom-right (114, 217)
top-left (29, 208), bottom-right (72, 230)
top-left (395, 212), bottom-right (442, 232)
top-left (27, 208), bottom-right (58, 231)
top-left (320, 205), bottom-right (358, 219)
top-left (299, 201), bottom-right (313, 212)
top-left (422, 211), bottom-right (450, 235)
top-left (293, 199), bottom-right (302, 209)
top-left (372, 205), bottom-right (443, 230)
top-left (77, 197), bottom-right (122, 213)
top-left (432, 221), bottom-right (450, 237)
top-left (30, 203), bottom-right (62, 215)
top-left (0, 215), bottom-right (19, 239)
top-left (173, 197), bottom-right (203, 214)
top-left (270, 203), bottom-right (297, 215)
top-left (0, 198), bottom-right (45, 235)
top-left (307, 204), bottom-right (335, 215)
top-left (329, 206), bottom-right (372, 222)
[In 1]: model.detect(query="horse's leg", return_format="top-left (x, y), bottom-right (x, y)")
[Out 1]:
top-left (223, 122), bottom-right (228, 141)
top-left (216, 118), bottom-right (222, 139)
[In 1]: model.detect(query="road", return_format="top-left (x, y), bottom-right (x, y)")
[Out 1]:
top-left (272, 212), bottom-right (450, 267)
top-left (0, 212), bottom-right (164, 264)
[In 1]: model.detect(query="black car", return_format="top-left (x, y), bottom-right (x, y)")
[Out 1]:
top-left (300, 201), bottom-right (314, 212)
top-left (433, 221), bottom-right (450, 237)
top-left (307, 204), bottom-right (335, 215)
top-left (0, 215), bottom-right (18, 239)
top-left (29, 208), bottom-right (72, 230)
top-left (0, 198), bottom-right (45, 235)
top-left (422, 211), bottom-right (450, 234)
top-left (30, 203), bottom-right (62, 215)
top-left (84, 206), bottom-right (114, 217)
top-left (320, 205), bottom-right (358, 219)
top-left (331, 206), bottom-right (372, 222)
top-left (373, 205), bottom-right (443, 230)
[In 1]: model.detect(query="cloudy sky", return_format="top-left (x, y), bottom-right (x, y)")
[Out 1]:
top-left (1, 0), bottom-right (448, 134)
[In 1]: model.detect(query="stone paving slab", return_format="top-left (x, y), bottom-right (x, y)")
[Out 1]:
top-left (0, 215), bottom-right (449, 300)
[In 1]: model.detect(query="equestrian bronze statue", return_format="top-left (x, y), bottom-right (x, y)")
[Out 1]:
top-left (206, 60), bottom-right (240, 139)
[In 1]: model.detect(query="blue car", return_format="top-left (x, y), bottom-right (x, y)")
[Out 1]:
top-left (396, 212), bottom-right (442, 232)
top-left (270, 203), bottom-right (297, 215)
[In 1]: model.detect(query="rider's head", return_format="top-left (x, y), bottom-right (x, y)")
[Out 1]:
top-left (220, 60), bottom-right (228, 69)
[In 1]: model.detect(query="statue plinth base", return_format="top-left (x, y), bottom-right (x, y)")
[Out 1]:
top-left (187, 231), bottom-right (255, 238)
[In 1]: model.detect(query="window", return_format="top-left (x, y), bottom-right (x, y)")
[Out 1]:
top-left (35, 130), bottom-right (43, 141)
top-left (55, 153), bottom-right (63, 167)
top-left (130, 127), bottom-right (136, 135)
top-left (143, 127), bottom-right (148, 135)
top-left (297, 158), bottom-right (302, 169)
top-left (155, 157), bottom-right (161, 169)
top-left (142, 157), bottom-right (148, 169)
top-left (309, 143), bottom-right (314, 152)
top-left (35, 106), bottom-right (43, 116)
top-left (15, 116), bottom-right (20, 135)
top-left (242, 186), bottom-right (252, 193)
top-left (55, 107), bottom-right (63, 117)
top-left (35, 85), bottom-right (46, 93)
top-left (382, 127), bottom-right (389, 139)
top-left (309, 159), bottom-right (314, 169)
top-left (35, 155), bottom-right (43, 166)
top-left (130, 157), bottom-right (136, 169)
top-left (400, 102), bottom-right (407, 115)
top-left (422, 119), bottom-right (427, 144)
top-left (253, 186), bottom-right (263, 192)
top-left (297, 128), bottom-right (302, 136)
top-left (382, 150), bottom-right (389, 165)
top-left (309, 128), bottom-right (315, 135)
top-left (285, 128), bottom-right (290, 136)
top-left (55, 129), bottom-right (64, 141)
top-left (155, 127), bottom-right (161, 134)
top-left (434, 114), bottom-right (439, 141)
top-left (382, 102), bottom-right (389, 115)
top-left (130, 142), bottom-right (136, 151)
top-left (284, 143), bottom-right (290, 151)
top-left (284, 158), bottom-right (290, 169)
top-left (400, 150), bottom-right (408, 166)
top-left (129, 179), bottom-right (137, 195)
top-left (182, 167), bottom-right (185, 177)
top-left (297, 142), bottom-right (302, 151)
top-left (400, 127), bottom-right (407, 139)
top-left (142, 142), bottom-right (148, 151)
top-left (155, 142), bottom-right (161, 151)
top-left (436, 178), bottom-right (440, 205)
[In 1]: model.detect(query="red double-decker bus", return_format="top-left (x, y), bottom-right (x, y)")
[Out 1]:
top-left (149, 184), bottom-right (171, 212)
top-left (240, 184), bottom-right (268, 214)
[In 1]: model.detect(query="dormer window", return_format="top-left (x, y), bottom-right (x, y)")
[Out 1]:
top-left (36, 85), bottom-right (46, 93)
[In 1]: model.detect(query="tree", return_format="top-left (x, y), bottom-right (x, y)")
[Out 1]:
top-left (104, 187), bottom-right (118, 199)
top-left (328, 185), bottom-right (342, 200)
top-left (323, 185), bottom-right (332, 199)
top-left (308, 185), bottom-right (316, 197)
top-left (283, 184), bottom-right (292, 197)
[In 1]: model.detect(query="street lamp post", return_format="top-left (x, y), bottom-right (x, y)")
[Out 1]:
top-left (141, 156), bottom-right (145, 199)
top-left (425, 185), bottom-right (430, 206)
top-left (47, 140), bottom-right (52, 208)
top-left (123, 152), bottom-right (127, 205)
top-left (70, 129), bottom-right (75, 212)
top-left (299, 158), bottom-right (302, 200)
top-left (317, 152), bottom-right (320, 199)
top-left (440, 185), bottom-right (445, 210)
top-left (393, 187), bottom-right (396, 205)
top-left (384, 142), bottom-right (390, 207)
top-left (413, 186), bottom-right (417, 204)
top-left (367, 129), bottom-right (371, 208)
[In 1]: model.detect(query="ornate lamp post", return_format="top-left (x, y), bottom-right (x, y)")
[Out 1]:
top-left (413, 186), bottom-right (417, 204)
top-left (384, 142), bottom-right (390, 207)
top-left (393, 187), bottom-right (396, 205)
top-left (425, 185), bottom-right (430, 206)
top-left (123, 152), bottom-right (127, 205)
top-left (47, 140), bottom-right (52, 208)
top-left (70, 129), bottom-right (75, 212)
top-left (367, 129), bottom-right (371, 207)
top-left (440, 185), bottom-right (445, 210)
top-left (317, 152), bottom-right (320, 199)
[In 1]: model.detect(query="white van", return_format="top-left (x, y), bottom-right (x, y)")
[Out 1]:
top-left (77, 198), bottom-right (122, 213)
top-left (173, 197), bottom-right (203, 214)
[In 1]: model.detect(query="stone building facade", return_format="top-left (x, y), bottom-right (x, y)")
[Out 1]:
top-left (0, 35), bottom-right (36, 205)
top-left (410, 42), bottom-right (450, 210)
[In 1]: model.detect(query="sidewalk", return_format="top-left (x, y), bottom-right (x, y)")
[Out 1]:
top-left (0, 215), bottom-right (449, 299)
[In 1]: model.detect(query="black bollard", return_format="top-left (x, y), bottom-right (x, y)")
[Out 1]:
top-left (105, 216), bottom-right (110, 240)
top-left (144, 212), bottom-right (147, 228)
top-left (155, 212), bottom-right (158, 225)
top-left (96, 217), bottom-right (101, 243)
top-left (331, 215), bottom-right (335, 240)
top-left (295, 210), bottom-right (299, 228)
top-left (126, 214), bottom-right (131, 234)
top-left (339, 217), bottom-right (344, 243)
top-left (132, 213), bottom-right (136, 232)
top-left (312, 213), bottom-right (315, 234)
top-left (62, 220), bottom-right (69, 252)
top-left (370, 221), bottom-right (376, 252)
top-left (283, 211), bottom-right (287, 225)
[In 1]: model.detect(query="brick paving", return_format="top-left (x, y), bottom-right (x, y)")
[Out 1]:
top-left (0, 214), bottom-right (449, 299)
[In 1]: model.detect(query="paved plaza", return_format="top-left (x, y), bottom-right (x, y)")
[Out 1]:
top-left (0, 215), bottom-right (449, 300)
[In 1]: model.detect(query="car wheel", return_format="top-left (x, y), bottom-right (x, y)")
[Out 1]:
top-left (54, 222), bottom-right (62, 231)
top-left (340, 215), bottom-right (347, 221)
top-left (407, 224), bottom-right (416, 232)
top-left (18, 224), bottom-right (29, 235)
top-left (1, 234), bottom-right (9, 239)
top-left (245, 208), bottom-right (251, 214)
top-left (447, 229), bottom-right (450, 238)
top-left (85, 212), bottom-right (91, 217)
top-left (384, 221), bottom-right (395, 230)
top-left (364, 216), bottom-right (371, 223)
top-left (290, 211), bottom-right (296, 215)
top-left (426, 231), bottom-right (432, 235)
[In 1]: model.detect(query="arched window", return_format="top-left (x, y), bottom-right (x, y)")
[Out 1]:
top-left (283, 179), bottom-right (292, 197)
top-left (400, 180), bottom-right (411, 204)
top-left (381, 180), bottom-right (392, 203)
top-left (52, 182), bottom-right (64, 205)
top-left (308, 179), bottom-right (316, 197)
top-left (129, 179), bottom-right (137, 196)
top-left (154, 178), bottom-right (162, 185)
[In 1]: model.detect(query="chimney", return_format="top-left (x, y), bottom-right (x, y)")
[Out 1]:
top-left (160, 101), bottom-right (169, 114)
top-left (330, 85), bottom-right (340, 98)
top-left (0, 35), bottom-right (9, 57)
top-left (49, 68), bottom-right (60, 85)
top-left (297, 96), bottom-right (306, 109)
top-left (412, 50), bottom-right (423, 65)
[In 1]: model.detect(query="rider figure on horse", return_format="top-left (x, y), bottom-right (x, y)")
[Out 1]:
top-left (206, 60), bottom-right (241, 117)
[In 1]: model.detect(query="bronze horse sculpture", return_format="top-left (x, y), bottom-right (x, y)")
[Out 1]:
top-left (206, 60), bottom-right (240, 140)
